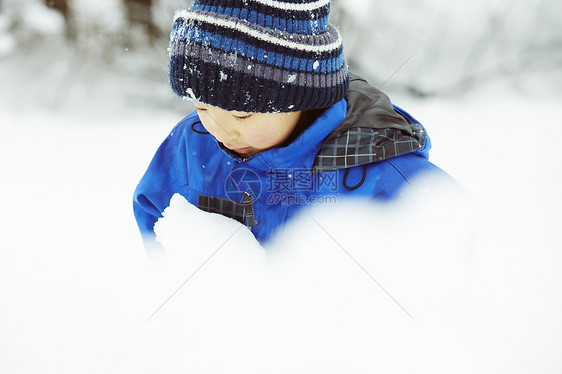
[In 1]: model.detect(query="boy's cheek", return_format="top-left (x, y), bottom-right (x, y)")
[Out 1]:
top-left (250, 137), bottom-right (279, 151)
top-left (244, 131), bottom-right (269, 146)
top-left (253, 126), bottom-right (291, 145)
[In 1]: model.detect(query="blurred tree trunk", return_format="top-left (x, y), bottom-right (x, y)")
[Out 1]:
top-left (123, 0), bottom-right (162, 45)
top-left (43, 0), bottom-right (75, 41)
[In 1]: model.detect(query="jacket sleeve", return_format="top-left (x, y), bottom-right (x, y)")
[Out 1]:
top-left (133, 130), bottom-right (184, 257)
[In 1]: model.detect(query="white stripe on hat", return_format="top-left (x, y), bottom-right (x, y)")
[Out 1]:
top-left (249, 0), bottom-right (330, 12)
top-left (174, 9), bottom-right (342, 53)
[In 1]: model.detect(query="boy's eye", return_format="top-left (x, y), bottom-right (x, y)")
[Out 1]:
top-left (233, 113), bottom-right (254, 120)
top-left (195, 107), bottom-right (207, 112)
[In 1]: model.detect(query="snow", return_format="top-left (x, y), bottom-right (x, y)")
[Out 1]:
top-left (338, 0), bottom-right (562, 97)
top-left (1, 79), bottom-right (561, 372)
top-left (0, 7), bottom-right (562, 368)
top-left (20, 2), bottom-right (65, 35)
top-left (0, 32), bottom-right (16, 57)
top-left (185, 87), bottom-right (199, 101)
top-left (150, 185), bottom-right (475, 372)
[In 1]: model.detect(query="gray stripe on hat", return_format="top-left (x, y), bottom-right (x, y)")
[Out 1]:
top-left (172, 41), bottom-right (348, 89)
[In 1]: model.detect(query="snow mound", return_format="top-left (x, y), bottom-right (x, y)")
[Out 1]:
top-left (148, 176), bottom-right (477, 373)
top-left (154, 193), bottom-right (261, 259)
top-left (154, 192), bottom-right (263, 269)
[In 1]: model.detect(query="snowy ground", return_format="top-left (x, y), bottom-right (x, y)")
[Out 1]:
top-left (1, 48), bottom-right (562, 373)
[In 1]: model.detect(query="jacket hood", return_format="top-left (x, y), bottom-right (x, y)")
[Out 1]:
top-left (313, 74), bottom-right (427, 171)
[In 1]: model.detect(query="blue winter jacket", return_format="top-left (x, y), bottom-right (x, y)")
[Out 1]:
top-left (133, 75), bottom-right (451, 254)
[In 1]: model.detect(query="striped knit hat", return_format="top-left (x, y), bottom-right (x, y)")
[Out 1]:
top-left (168, 0), bottom-right (349, 113)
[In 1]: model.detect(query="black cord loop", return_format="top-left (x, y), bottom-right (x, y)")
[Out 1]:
top-left (191, 121), bottom-right (210, 135)
top-left (343, 165), bottom-right (367, 190)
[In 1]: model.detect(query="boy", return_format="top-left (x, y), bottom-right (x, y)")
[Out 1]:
top-left (133, 0), bottom-right (453, 255)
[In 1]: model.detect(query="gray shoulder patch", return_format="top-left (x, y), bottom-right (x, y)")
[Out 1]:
top-left (313, 123), bottom-right (426, 171)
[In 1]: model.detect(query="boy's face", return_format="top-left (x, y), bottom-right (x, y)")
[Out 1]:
top-left (194, 102), bottom-right (302, 157)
